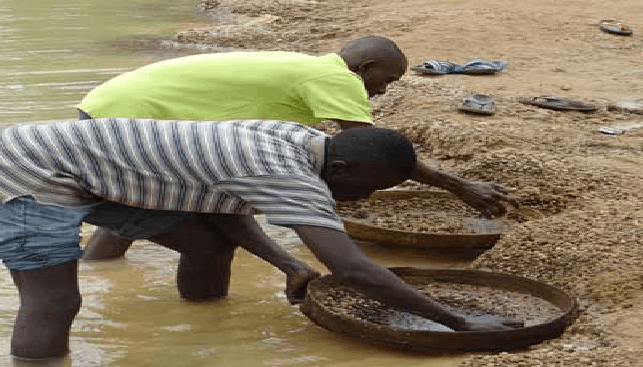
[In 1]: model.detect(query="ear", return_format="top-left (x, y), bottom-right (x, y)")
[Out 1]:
top-left (355, 59), bottom-right (376, 75)
top-left (325, 160), bottom-right (349, 176)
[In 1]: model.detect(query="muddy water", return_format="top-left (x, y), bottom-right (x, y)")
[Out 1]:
top-left (0, 0), bottom-right (465, 365)
top-left (0, 0), bottom-right (207, 124)
top-left (1, 221), bottom-right (466, 366)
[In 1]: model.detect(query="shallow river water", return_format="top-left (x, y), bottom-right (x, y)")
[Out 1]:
top-left (0, 0), bottom-right (465, 365)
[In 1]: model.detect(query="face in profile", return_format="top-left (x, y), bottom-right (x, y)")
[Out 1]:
top-left (358, 59), bottom-right (406, 98)
top-left (325, 163), bottom-right (407, 202)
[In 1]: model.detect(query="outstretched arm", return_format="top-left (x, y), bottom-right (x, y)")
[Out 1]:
top-left (212, 215), bottom-right (319, 304)
top-left (291, 224), bottom-right (522, 331)
top-left (331, 121), bottom-right (518, 217)
top-left (411, 162), bottom-right (519, 218)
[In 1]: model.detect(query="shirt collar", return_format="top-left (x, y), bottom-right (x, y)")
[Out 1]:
top-left (310, 135), bottom-right (327, 175)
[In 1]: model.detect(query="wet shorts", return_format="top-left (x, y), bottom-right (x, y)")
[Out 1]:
top-left (0, 197), bottom-right (197, 271)
top-left (83, 201), bottom-right (197, 240)
top-left (0, 197), bottom-right (89, 271)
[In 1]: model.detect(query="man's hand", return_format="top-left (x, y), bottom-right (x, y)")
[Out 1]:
top-left (213, 214), bottom-right (320, 304)
top-left (458, 181), bottom-right (519, 218)
top-left (411, 163), bottom-right (519, 218)
top-left (459, 313), bottom-right (524, 332)
top-left (285, 264), bottom-right (321, 304)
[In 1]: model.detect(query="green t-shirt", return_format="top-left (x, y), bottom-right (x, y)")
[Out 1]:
top-left (77, 52), bottom-right (372, 125)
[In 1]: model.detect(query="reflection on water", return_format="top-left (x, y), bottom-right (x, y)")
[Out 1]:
top-left (0, 0), bottom-right (465, 365)
top-left (0, 0), bottom-right (205, 124)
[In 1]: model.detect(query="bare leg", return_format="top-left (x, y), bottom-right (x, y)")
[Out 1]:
top-left (175, 251), bottom-right (234, 300)
top-left (150, 215), bottom-right (320, 303)
top-left (10, 260), bottom-right (81, 360)
top-left (147, 219), bottom-right (237, 301)
top-left (82, 227), bottom-right (134, 261)
top-left (213, 215), bottom-right (320, 304)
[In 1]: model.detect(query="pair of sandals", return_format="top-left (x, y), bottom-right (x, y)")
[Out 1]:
top-left (411, 59), bottom-right (509, 76)
top-left (411, 59), bottom-right (505, 115)
top-left (457, 95), bottom-right (598, 116)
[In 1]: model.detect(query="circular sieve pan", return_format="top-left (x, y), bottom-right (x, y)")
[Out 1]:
top-left (300, 267), bottom-right (577, 352)
top-left (341, 190), bottom-right (503, 249)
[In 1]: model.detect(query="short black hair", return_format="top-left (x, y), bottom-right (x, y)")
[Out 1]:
top-left (339, 36), bottom-right (407, 65)
top-left (329, 128), bottom-right (416, 178)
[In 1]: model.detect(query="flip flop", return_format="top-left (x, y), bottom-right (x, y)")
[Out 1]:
top-left (411, 59), bottom-right (508, 75)
top-left (599, 19), bottom-right (633, 36)
top-left (607, 99), bottom-right (643, 114)
top-left (458, 94), bottom-right (496, 115)
top-left (598, 122), bottom-right (643, 135)
top-left (410, 60), bottom-right (462, 75)
top-left (461, 59), bottom-right (509, 75)
top-left (517, 96), bottom-right (597, 112)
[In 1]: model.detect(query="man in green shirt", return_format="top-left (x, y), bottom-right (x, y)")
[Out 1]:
top-left (78, 41), bottom-right (377, 128)
top-left (79, 36), bottom-right (517, 263)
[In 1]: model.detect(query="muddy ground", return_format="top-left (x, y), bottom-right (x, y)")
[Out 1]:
top-left (173, 0), bottom-right (643, 365)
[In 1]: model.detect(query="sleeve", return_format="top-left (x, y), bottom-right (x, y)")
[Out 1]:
top-left (223, 176), bottom-right (345, 231)
top-left (294, 73), bottom-right (373, 124)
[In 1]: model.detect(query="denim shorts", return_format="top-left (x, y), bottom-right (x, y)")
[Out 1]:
top-left (0, 197), bottom-right (89, 271)
top-left (83, 201), bottom-right (197, 240)
top-left (0, 197), bottom-right (197, 271)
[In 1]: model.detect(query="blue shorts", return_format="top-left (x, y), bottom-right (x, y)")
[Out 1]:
top-left (0, 197), bottom-right (89, 271)
top-left (0, 197), bottom-right (198, 271)
top-left (83, 201), bottom-right (197, 240)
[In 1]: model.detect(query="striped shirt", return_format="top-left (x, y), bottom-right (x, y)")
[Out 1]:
top-left (0, 118), bottom-right (343, 230)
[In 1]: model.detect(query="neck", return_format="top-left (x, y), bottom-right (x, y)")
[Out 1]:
top-left (321, 137), bottom-right (332, 178)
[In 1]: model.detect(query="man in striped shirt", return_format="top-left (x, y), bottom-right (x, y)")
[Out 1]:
top-left (0, 118), bottom-right (520, 362)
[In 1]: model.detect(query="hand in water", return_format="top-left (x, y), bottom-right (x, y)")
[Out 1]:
top-left (459, 181), bottom-right (519, 218)
top-left (285, 264), bottom-right (320, 304)
top-left (461, 313), bottom-right (524, 332)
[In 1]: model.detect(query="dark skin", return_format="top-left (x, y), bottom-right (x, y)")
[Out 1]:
top-left (315, 150), bottom-right (523, 331)
top-left (336, 42), bottom-right (518, 218)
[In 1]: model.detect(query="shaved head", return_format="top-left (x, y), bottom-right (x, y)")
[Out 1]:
top-left (339, 36), bottom-right (407, 68)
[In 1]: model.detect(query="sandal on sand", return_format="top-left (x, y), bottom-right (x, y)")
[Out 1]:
top-left (518, 96), bottom-right (597, 112)
top-left (606, 99), bottom-right (643, 114)
top-left (598, 122), bottom-right (643, 135)
top-left (461, 59), bottom-right (509, 75)
top-left (411, 59), bottom-right (508, 75)
top-left (599, 19), bottom-right (633, 36)
top-left (411, 60), bottom-right (461, 75)
top-left (458, 94), bottom-right (496, 115)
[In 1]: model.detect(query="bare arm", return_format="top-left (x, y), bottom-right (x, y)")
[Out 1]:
top-left (331, 120), bottom-right (518, 217)
top-left (291, 224), bottom-right (471, 329)
top-left (331, 119), bottom-right (372, 130)
top-left (412, 162), bottom-right (519, 218)
top-left (292, 224), bottom-right (522, 331)
top-left (213, 215), bottom-right (319, 304)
